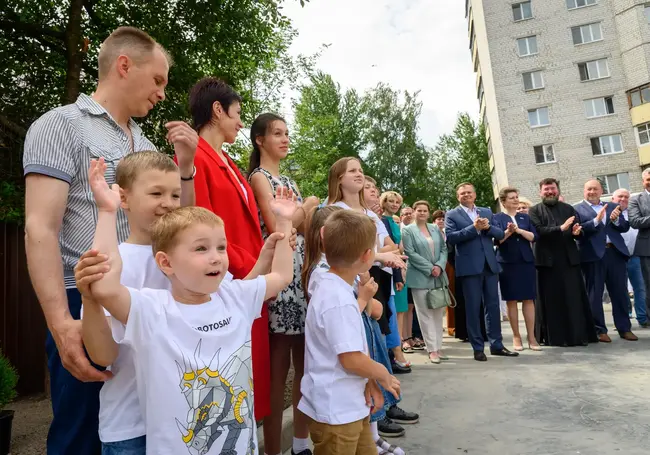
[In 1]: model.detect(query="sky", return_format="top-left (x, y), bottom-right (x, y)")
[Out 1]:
top-left (280, 0), bottom-right (479, 148)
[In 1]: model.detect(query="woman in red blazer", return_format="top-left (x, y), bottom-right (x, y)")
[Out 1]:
top-left (188, 77), bottom-right (270, 420)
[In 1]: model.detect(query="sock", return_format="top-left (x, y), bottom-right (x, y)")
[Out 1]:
top-left (293, 437), bottom-right (310, 453)
top-left (375, 438), bottom-right (405, 455)
top-left (371, 421), bottom-right (380, 440)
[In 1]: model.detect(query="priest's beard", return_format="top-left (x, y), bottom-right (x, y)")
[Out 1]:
top-left (543, 196), bottom-right (559, 206)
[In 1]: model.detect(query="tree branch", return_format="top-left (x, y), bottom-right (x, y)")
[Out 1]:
top-left (83, 0), bottom-right (103, 26)
top-left (0, 114), bottom-right (27, 138)
top-left (0, 14), bottom-right (65, 41)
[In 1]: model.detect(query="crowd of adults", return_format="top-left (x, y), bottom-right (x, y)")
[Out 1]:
top-left (20, 25), bottom-right (650, 455)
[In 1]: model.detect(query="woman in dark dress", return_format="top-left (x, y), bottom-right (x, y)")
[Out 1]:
top-left (494, 187), bottom-right (541, 351)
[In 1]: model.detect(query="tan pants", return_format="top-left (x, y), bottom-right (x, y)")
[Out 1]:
top-left (308, 416), bottom-right (375, 455)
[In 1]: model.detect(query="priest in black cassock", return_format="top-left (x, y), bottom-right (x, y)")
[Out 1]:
top-left (529, 178), bottom-right (599, 346)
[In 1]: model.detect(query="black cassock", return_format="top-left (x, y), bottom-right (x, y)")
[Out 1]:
top-left (529, 201), bottom-right (598, 346)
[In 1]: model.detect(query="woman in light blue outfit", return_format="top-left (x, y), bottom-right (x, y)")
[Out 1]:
top-left (402, 200), bottom-right (449, 364)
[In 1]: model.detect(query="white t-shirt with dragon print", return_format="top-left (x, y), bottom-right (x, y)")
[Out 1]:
top-left (122, 276), bottom-right (266, 455)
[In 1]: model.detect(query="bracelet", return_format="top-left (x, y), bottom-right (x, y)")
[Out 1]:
top-left (180, 166), bottom-right (196, 181)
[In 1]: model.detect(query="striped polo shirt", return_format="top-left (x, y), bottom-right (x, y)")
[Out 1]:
top-left (23, 94), bottom-right (157, 288)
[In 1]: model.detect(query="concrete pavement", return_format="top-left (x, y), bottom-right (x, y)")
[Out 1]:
top-left (281, 308), bottom-right (650, 454)
top-left (395, 310), bottom-right (650, 454)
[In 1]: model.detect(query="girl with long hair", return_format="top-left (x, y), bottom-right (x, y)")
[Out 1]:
top-left (247, 113), bottom-right (320, 455)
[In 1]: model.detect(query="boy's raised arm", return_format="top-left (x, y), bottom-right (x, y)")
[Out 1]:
top-left (75, 249), bottom-right (119, 367)
top-left (87, 158), bottom-right (131, 325)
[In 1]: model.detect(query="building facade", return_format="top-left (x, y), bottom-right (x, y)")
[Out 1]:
top-left (466, 0), bottom-right (650, 202)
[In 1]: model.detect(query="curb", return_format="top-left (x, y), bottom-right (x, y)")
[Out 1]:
top-left (257, 406), bottom-right (295, 455)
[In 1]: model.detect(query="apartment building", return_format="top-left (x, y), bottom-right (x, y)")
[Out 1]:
top-left (466, 0), bottom-right (650, 202)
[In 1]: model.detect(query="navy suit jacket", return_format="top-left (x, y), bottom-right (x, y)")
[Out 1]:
top-left (573, 200), bottom-right (630, 262)
top-left (445, 205), bottom-right (505, 277)
top-left (493, 212), bottom-right (538, 264)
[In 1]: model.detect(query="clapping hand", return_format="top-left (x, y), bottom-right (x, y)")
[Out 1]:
top-left (560, 216), bottom-right (575, 232)
top-left (269, 186), bottom-right (299, 220)
top-left (506, 222), bottom-right (517, 234)
top-left (165, 121), bottom-right (198, 176)
top-left (572, 223), bottom-right (582, 236)
top-left (610, 205), bottom-right (621, 222)
top-left (477, 218), bottom-right (490, 231)
top-left (596, 204), bottom-right (608, 223)
top-left (89, 159), bottom-right (121, 213)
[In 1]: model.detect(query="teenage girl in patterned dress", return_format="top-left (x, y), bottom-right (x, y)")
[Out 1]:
top-left (248, 113), bottom-right (320, 455)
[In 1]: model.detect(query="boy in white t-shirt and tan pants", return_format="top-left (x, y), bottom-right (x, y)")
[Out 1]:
top-left (299, 210), bottom-right (401, 455)
top-left (76, 156), bottom-right (298, 455)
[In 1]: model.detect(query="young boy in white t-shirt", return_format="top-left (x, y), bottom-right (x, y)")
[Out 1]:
top-left (299, 210), bottom-right (400, 455)
top-left (78, 157), bottom-right (296, 455)
top-left (75, 151), bottom-right (294, 454)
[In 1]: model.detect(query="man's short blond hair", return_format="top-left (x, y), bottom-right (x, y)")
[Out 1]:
top-left (98, 27), bottom-right (172, 80)
top-left (116, 151), bottom-right (179, 190)
top-left (151, 207), bottom-right (224, 255)
top-left (323, 211), bottom-right (376, 268)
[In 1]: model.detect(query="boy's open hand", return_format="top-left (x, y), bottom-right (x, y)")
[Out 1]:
top-left (364, 380), bottom-right (384, 412)
top-left (378, 372), bottom-right (401, 400)
top-left (74, 249), bottom-right (110, 299)
top-left (269, 186), bottom-right (299, 220)
top-left (89, 158), bottom-right (121, 213)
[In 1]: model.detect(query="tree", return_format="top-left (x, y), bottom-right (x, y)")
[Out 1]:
top-left (429, 113), bottom-right (492, 210)
top-left (286, 71), bottom-right (366, 199)
top-left (362, 83), bottom-right (432, 206)
top-left (0, 0), bottom-right (309, 221)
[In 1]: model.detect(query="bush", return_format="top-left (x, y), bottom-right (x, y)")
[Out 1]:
top-left (0, 351), bottom-right (18, 410)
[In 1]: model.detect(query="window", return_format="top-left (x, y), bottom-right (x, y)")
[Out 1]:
top-left (571, 23), bottom-right (603, 45)
top-left (638, 122), bottom-right (650, 145)
top-left (528, 107), bottom-right (550, 127)
top-left (513, 2), bottom-right (533, 21)
top-left (578, 58), bottom-right (609, 81)
top-left (488, 139), bottom-right (493, 158)
top-left (591, 134), bottom-right (623, 155)
top-left (523, 70), bottom-right (544, 90)
top-left (584, 96), bottom-right (614, 118)
top-left (534, 144), bottom-right (555, 164)
top-left (566, 0), bottom-right (597, 10)
top-left (628, 84), bottom-right (650, 108)
top-left (517, 36), bottom-right (538, 56)
top-left (645, 5), bottom-right (650, 24)
top-left (597, 173), bottom-right (629, 195)
top-left (478, 79), bottom-right (484, 105)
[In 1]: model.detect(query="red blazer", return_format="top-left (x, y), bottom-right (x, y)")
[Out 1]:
top-left (192, 137), bottom-right (270, 420)
top-left (193, 137), bottom-right (264, 277)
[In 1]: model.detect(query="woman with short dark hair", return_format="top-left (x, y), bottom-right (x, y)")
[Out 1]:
top-left (494, 186), bottom-right (540, 351)
top-left (188, 77), bottom-right (272, 421)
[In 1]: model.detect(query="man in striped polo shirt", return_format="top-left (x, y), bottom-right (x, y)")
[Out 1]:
top-left (23, 27), bottom-right (196, 454)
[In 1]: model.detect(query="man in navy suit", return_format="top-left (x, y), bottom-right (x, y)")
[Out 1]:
top-left (446, 182), bottom-right (519, 361)
top-left (574, 179), bottom-right (637, 341)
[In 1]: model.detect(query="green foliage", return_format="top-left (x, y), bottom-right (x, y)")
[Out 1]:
top-left (0, 181), bottom-right (24, 223)
top-left (0, 350), bottom-right (18, 410)
top-left (362, 83), bottom-right (431, 207)
top-left (430, 114), bottom-right (493, 210)
top-left (0, 0), bottom-right (310, 219)
top-left (286, 72), bottom-right (365, 199)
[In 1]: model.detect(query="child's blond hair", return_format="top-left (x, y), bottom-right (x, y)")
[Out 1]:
top-left (151, 206), bottom-right (224, 254)
top-left (116, 151), bottom-right (179, 190)
top-left (323, 210), bottom-right (376, 269)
